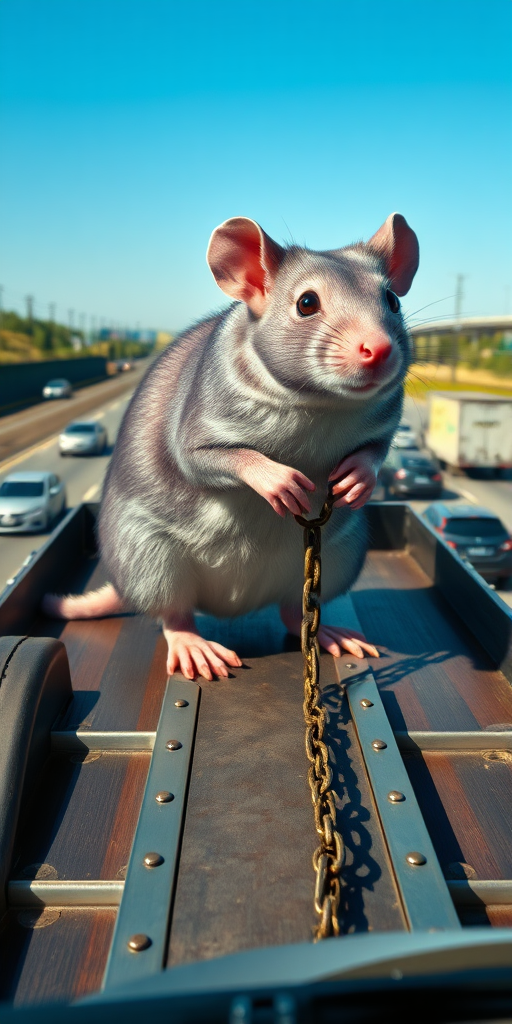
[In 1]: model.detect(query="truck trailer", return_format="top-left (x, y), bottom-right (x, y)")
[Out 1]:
top-left (425, 392), bottom-right (512, 471)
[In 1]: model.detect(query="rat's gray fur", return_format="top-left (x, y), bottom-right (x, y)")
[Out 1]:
top-left (98, 241), bottom-right (412, 620)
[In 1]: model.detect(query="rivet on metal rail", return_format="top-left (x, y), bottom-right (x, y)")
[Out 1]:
top-left (127, 934), bottom-right (152, 952)
top-left (155, 791), bottom-right (174, 803)
top-left (143, 852), bottom-right (164, 868)
top-left (166, 739), bottom-right (182, 751)
top-left (388, 790), bottom-right (406, 802)
top-left (174, 699), bottom-right (188, 708)
top-left (372, 739), bottom-right (387, 751)
top-left (360, 698), bottom-right (373, 708)
top-left (406, 851), bottom-right (427, 866)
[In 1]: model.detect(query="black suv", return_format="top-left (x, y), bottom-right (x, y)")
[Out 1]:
top-left (422, 503), bottom-right (512, 584)
top-left (380, 448), bottom-right (443, 498)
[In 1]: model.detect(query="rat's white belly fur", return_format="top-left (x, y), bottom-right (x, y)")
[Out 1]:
top-left (119, 488), bottom-right (366, 619)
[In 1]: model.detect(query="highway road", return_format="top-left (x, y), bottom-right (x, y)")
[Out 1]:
top-left (0, 389), bottom-right (510, 610)
top-left (0, 389), bottom-right (132, 590)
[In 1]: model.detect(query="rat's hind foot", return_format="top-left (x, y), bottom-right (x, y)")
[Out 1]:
top-left (280, 604), bottom-right (379, 661)
top-left (163, 613), bottom-right (242, 681)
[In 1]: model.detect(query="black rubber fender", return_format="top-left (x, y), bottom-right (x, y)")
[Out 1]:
top-left (0, 636), bottom-right (72, 917)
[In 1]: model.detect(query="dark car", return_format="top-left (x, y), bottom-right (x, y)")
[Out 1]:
top-left (380, 448), bottom-right (443, 498)
top-left (42, 378), bottom-right (73, 399)
top-left (422, 503), bottom-right (512, 584)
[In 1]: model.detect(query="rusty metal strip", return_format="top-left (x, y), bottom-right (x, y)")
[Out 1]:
top-left (102, 678), bottom-right (200, 988)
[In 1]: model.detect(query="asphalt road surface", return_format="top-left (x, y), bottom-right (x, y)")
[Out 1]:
top-left (0, 389), bottom-right (133, 590)
top-left (0, 389), bottom-right (510, 610)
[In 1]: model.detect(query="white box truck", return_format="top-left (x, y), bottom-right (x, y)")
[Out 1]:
top-left (426, 392), bottom-right (512, 470)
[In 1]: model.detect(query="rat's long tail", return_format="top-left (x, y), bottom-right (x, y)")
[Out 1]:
top-left (42, 583), bottom-right (124, 620)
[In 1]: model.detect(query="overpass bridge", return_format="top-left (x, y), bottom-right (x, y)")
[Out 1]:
top-left (409, 315), bottom-right (512, 337)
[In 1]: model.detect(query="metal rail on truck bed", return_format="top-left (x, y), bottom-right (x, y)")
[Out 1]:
top-left (0, 502), bottom-right (511, 1011)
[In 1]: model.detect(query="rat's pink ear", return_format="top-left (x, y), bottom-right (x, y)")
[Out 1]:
top-left (367, 213), bottom-right (419, 296)
top-left (207, 217), bottom-right (285, 316)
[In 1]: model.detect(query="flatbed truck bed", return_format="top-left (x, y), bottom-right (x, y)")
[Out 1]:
top-left (0, 501), bottom-right (511, 1014)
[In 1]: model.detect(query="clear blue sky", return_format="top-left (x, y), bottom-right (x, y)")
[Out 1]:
top-left (0, 0), bottom-right (511, 333)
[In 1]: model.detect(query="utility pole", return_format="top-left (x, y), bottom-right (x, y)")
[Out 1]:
top-left (26, 294), bottom-right (34, 332)
top-left (48, 302), bottom-right (56, 352)
top-left (451, 274), bottom-right (465, 382)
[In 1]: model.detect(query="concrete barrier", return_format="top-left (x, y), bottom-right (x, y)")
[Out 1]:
top-left (0, 358), bottom-right (108, 415)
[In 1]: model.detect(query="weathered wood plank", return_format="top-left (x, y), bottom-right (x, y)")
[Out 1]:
top-left (352, 551), bottom-right (512, 732)
top-left (403, 750), bottom-right (512, 880)
top-left (12, 753), bottom-right (150, 883)
top-left (0, 908), bottom-right (116, 1004)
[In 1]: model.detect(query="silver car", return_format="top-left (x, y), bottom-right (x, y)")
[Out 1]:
top-left (0, 471), bottom-right (66, 533)
top-left (42, 378), bottom-right (73, 399)
top-left (390, 419), bottom-right (420, 449)
top-left (59, 420), bottom-right (108, 456)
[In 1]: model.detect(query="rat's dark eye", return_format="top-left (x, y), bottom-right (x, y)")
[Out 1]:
top-left (297, 291), bottom-right (320, 317)
top-left (386, 289), bottom-right (400, 314)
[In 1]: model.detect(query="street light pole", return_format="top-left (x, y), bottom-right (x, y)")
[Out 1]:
top-left (451, 274), bottom-right (465, 383)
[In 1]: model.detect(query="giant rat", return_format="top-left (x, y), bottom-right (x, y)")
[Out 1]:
top-left (44, 213), bottom-right (419, 680)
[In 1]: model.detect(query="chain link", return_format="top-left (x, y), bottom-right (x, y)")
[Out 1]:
top-left (295, 495), bottom-right (345, 940)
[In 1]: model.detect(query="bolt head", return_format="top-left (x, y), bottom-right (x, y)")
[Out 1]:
top-left (127, 933), bottom-right (152, 952)
top-left (174, 699), bottom-right (188, 707)
top-left (143, 852), bottom-right (164, 868)
top-left (345, 662), bottom-right (356, 669)
top-left (155, 791), bottom-right (174, 803)
top-left (406, 851), bottom-right (427, 866)
top-left (360, 698), bottom-right (374, 708)
top-left (372, 739), bottom-right (387, 751)
top-left (166, 739), bottom-right (182, 751)
top-left (388, 790), bottom-right (406, 803)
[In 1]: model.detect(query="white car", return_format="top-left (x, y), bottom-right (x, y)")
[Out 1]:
top-left (0, 471), bottom-right (66, 533)
top-left (59, 420), bottom-right (108, 456)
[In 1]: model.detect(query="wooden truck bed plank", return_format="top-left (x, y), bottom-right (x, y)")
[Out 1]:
top-left (459, 905), bottom-right (512, 928)
top-left (31, 611), bottom-right (168, 733)
top-left (404, 750), bottom-right (512, 880)
top-left (0, 908), bottom-right (116, 1005)
top-left (11, 753), bottom-right (150, 882)
top-left (352, 551), bottom-right (512, 732)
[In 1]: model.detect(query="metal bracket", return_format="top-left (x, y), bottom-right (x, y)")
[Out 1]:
top-left (102, 678), bottom-right (200, 988)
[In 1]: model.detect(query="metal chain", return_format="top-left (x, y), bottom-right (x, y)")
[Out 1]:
top-left (295, 495), bottom-right (345, 940)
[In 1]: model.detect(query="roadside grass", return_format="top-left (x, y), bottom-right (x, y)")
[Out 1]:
top-left (406, 370), bottom-right (512, 401)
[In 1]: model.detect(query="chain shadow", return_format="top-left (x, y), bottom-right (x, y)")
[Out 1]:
top-left (321, 679), bottom-right (392, 934)
top-left (370, 649), bottom-right (452, 690)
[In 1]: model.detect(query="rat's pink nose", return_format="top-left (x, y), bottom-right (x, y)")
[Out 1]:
top-left (359, 334), bottom-right (392, 366)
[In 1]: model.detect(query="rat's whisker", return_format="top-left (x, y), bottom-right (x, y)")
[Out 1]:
top-left (403, 295), bottom-right (455, 319)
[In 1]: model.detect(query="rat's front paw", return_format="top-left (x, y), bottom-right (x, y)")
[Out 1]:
top-left (241, 459), bottom-right (315, 517)
top-left (328, 452), bottom-right (377, 510)
top-left (164, 629), bottom-right (242, 681)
